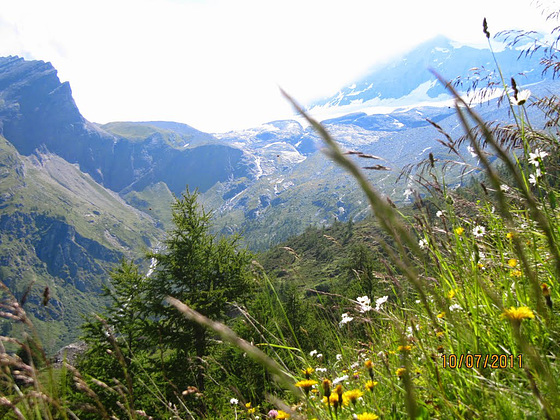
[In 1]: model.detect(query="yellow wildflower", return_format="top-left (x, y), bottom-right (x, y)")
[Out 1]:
top-left (342, 389), bottom-right (363, 406)
top-left (277, 410), bottom-right (290, 419)
top-left (356, 414), bottom-right (379, 420)
top-left (506, 232), bottom-right (514, 239)
top-left (501, 306), bottom-right (535, 322)
top-left (364, 359), bottom-right (374, 381)
top-left (335, 384), bottom-right (343, 395)
top-left (302, 367), bottom-right (314, 378)
top-left (510, 269), bottom-right (522, 277)
top-left (508, 259), bottom-right (518, 268)
top-left (323, 393), bottom-right (339, 407)
top-left (396, 367), bottom-right (406, 377)
top-left (455, 227), bottom-right (465, 236)
top-left (365, 380), bottom-right (378, 391)
top-left (542, 283), bottom-right (553, 309)
top-left (437, 311), bottom-right (445, 319)
top-left (398, 345), bottom-right (412, 352)
top-left (447, 289), bottom-right (456, 299)
top-left (295, 379), bottom-right (317, 394)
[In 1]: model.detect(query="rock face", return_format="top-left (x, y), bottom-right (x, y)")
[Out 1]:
top-left (53, 341), bottom-right (88, 367)
top-left (0, 56), bottom-right (253, 195)
top-left (0, 212), bottom-right (120, 293)
top-left (33, 215), bottom-right (120, 291)
top-left (0, 56), bottom-right (90, 155)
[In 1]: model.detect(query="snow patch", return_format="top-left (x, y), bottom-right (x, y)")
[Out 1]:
top-left (252, 155), bottom-right (263, 179)
top-left (308, 80), bottom-right (453, 123)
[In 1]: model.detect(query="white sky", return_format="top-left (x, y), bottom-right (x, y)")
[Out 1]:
top-left (1, 0), bottom-right (558, 132)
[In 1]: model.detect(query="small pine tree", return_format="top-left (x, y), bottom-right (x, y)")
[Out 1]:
top-left (143, 189), bottom-right (252, 393)
top-left (80, 258), bottom-right (147, 358)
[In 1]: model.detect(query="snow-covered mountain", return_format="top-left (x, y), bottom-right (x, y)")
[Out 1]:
top-left (307, 35), bottom-right (544, 119)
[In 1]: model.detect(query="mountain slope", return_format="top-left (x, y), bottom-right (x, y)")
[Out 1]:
top-left (198, 35), bottom-right (553, 249)
top-left (0, 134), bottom-right (162, 351)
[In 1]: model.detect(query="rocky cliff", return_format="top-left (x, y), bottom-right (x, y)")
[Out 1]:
top-left (0, 56), bottom-right (254, 195)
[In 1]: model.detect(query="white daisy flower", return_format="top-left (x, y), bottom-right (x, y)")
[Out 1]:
top-left (510, 89), bottom-right (531, 106)
top-left (418, 238), bottom-right (428, 249)
top-left (339, 313), bottom-right (353, 327)
top-left (230, 398), bottom-right (239, 405)
top-left (436, 210), bottom-right (444, 218)
top-left (356, 296), bottom-right (373, 313)
top-left (529, 148), bottom-right (548, 167)
top-left (332, 375), bottom-right (349, 385)
top-left (472, 225), bottom-right (486, 238)
top-left (529, 174), bottom-right (538, 185)
top-left (536, 167), bottom-right (542, 178)
top-left (406, 326), bottom-right (414, 338)
top-left (375, 295), bottom-right (389, 311)
top-left (357, 296), bottom-right (370, 306)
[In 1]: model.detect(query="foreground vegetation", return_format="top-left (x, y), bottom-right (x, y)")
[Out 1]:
top-left (2, 15), bottom-right (560, 419)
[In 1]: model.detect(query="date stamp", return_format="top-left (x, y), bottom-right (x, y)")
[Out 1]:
top-left (441, 354), bottom-right (523, 369)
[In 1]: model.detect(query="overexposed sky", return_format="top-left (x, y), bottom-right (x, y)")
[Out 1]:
top-left (0, 0), bottom-right (558, 132)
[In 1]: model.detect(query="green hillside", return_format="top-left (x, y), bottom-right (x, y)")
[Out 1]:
top-left (0, 135), bottom-right (163, 351)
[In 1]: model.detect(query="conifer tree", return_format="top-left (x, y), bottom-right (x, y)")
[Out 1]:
top-left (143, 189), bottom-right (252, 392)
